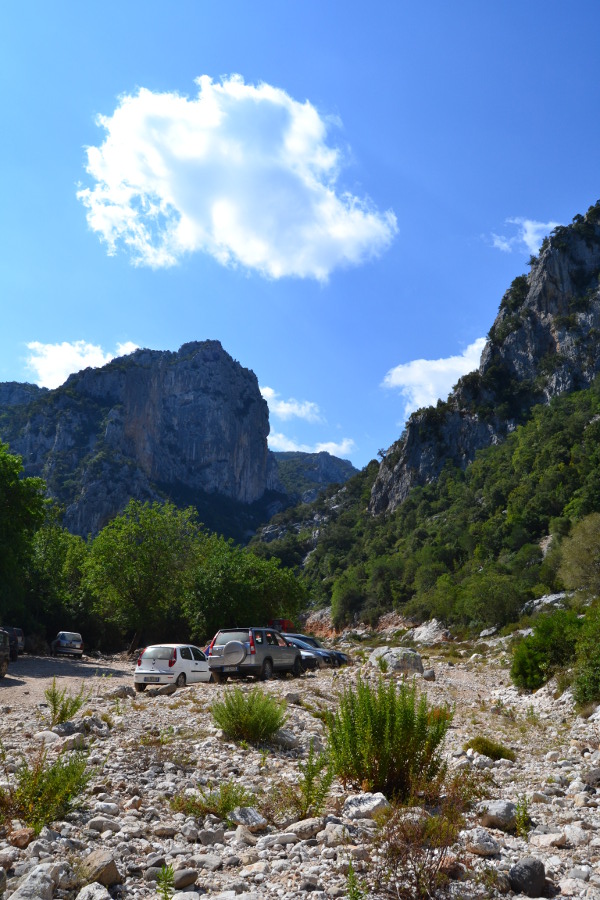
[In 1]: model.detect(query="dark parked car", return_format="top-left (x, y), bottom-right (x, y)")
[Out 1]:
top-left (207, 626), bottom-right (302, 681)
top-left (51, 632), bottom-right (84, 658)
top-left (0, 629), bottom-right (10, 677)
top-left (285, 636), bottom-right (334, 667)
top-left (285, 633), bottom-right (350, 667)
top-left (4, 627), bottom-right (24, 658)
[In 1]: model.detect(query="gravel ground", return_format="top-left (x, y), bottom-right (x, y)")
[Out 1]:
top-left (0, 654), bottom-right (134, 710)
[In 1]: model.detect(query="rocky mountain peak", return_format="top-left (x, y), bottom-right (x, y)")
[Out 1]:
top-left (370, 201), bottom-right (600, 515)
top-left (0, 341), bottom-right (270, 535)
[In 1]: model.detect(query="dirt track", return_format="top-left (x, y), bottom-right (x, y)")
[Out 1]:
top-left (0, 654), bottom-right (134, 710)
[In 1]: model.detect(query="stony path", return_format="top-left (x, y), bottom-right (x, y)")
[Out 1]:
top-left (1, 644), bottom-right (600, 898)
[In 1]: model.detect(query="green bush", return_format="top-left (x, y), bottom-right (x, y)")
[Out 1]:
top-left (267, 741), bottom-right (334, 822)
top-left (172, 777), bottom-right (253, 820)
top-left (573, 605), bottom-right (600, 706)
top-left (211, 686), bottom-right (287, 744)
top-left (0, 746), bottom-right (90, 834)
top-left (510, 609), bottom-right (582, 690)
top-left (463, 736), bottom-right (516, 761)
top-left (325, 677), bottom-right (451, 800)
top-left (44, 677), bottom-right (90, 727)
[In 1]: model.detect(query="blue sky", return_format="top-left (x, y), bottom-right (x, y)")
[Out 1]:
top-left (2, 2), bottom-right (599, 468)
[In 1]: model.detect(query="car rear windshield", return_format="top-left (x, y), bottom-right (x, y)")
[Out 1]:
top-left (142, 646), bottom-right (173, 659)
top-left (213, 630), bottom-right (250, 646)
top-left (64, 633), bottom-right (82, 642)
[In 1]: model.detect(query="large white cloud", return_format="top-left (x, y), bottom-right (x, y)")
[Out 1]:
top-left (268, 431), bottom-right (355, 458)
top-left (491, 217), bottom-right (561, 255)
top-left (26, 340), bottom-right (139, 389)
top-left (382, 337), bottom-right (487, 421)
top-left (260, 386), bottom-right (323, 422)
top-left (77, 75), bottom-right (397, 280)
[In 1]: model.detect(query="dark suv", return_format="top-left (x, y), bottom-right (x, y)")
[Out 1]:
top-left (4, 627), bottom-right (23, 660)
top-left (0, 629), bottom-right (10, 678)
top-left (208, 626), bottom-right (302, 681)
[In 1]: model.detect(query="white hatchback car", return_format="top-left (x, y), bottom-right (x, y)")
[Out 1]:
top-left (134, 643), bottom-right (211, 692)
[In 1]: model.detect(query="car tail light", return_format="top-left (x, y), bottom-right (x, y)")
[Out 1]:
top-left (137, 648), bottom-right (146, 666)
top-left (208, 635), bottom-right (217, 656)
top-left (249, 631), bottom-right (256, 655)
top-left (168, 648), bottom-right (177, 668)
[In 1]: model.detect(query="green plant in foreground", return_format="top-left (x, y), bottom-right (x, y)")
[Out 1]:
top-left (211, 686), bottom-right (287, 744)
top-left (515, 794), bottom-right (531, 838)
top-left (0, 745), bottom-right (90, 834)
top-left (463, 736), bottom-right (516, 761)
top-left (325, 677), bottom-right (452, 801)
top-left (156, 864), bottom-right (175, 900)
top-left (44, 677), bottom-right (90, 727)
top-left (368, 769), bottom-right (487, 899)
top-left (346, 859), bottom-right (367, 900)
top-left (278, 740), bottom-right (334, 821)
top-left (172, 777), bottom-right (253, 821)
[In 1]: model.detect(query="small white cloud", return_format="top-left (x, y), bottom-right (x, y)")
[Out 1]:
top-left (490, 217), bottom-right (561, 255)
top-left (25, 340), bottom-right (139, 389)
top-left (268, 431), bottom-right (355, 459)
top-left (78, 75), bottom-right (397, 281)
top-left (260, 386), bottom-right (323, 422)
top-left (382, 337), bottom-right (486, 421)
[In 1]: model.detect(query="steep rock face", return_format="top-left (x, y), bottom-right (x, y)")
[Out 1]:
top-left (269, 451), bottom-right (357, 501)
top-left (370, 204), bottom-right (600, 515)
top-left (0, 341), bottom-right (270, 535)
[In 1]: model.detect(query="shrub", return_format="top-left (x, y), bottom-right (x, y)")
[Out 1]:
top-left (367, 769), bottom-right (487, 899)
top-left (172, 777), bottom-right (253, 820)
top-left (510, 609), bottom-right (581, 690)
top-left (211, 686), bottom-right (287, 744)
top-left (156, 865), bottom-right (175, 900)
top-left (573, 605), bottom-right (600, 707)
top-left (463, 736), bottom-right (516, 761)
top-left (266, 741), bottom-right (334, 823)
top-left (0, 746), bottom-right (90, 833)
top-left (514, 795), bottom-right (531, 839)
top-left (325, 677), bottom-right (452, 800)
top-left (43, 677), bottom-right (90, 727)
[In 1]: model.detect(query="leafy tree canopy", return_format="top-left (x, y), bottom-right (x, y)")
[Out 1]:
top-left (85, 500), bottom-right (201, 646)
top-left (0, 441), bottom-right (46, 622)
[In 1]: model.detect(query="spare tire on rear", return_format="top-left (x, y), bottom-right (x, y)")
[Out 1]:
top-left (222, 640), bottom-right (246, 666)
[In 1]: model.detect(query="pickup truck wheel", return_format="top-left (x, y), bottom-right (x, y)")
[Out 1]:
top-left (261, 658), bottom-right (274, 680)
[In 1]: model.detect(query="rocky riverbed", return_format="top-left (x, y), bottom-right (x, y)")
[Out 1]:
top-left (1, 643), bottom-right (600, 899)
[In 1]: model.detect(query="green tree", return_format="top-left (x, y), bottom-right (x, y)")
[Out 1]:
top-left (0, 442), bottom-right (46, 622)
top-left (85, 500), bottom-right (200, 648)
top-left (559, 513), bottom-right (600, 600)
top-left (186, 534), bottom-right (305, 639)
top-left (25, 508), bottom-right (89, 627)
top-left (573, 605), bottom-right (600, 705)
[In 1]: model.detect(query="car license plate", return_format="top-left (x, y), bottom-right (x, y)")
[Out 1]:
top-left (144, 676), bottom-right (160, 683)
top-left (223, 666), bottom-right (238, 672)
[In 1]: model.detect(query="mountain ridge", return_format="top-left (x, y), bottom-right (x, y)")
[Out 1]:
top-left (0, 340), bottom-right (355, 540)
top-left (370, 201), bottom-right (600, 515)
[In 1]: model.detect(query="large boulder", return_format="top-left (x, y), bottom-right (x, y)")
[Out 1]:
top-left (369, 647), bottom-right (424, 675)
top-left (408, 619), bottom-right (451, 645)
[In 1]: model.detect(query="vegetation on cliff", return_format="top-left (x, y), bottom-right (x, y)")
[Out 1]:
top-left (254, 378), bottom-right (600, 631)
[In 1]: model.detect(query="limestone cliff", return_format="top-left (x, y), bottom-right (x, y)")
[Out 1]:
top-left (370, 202), bottom-right (600, 515)
top-left (0, 341), bottom-right (271, 536)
